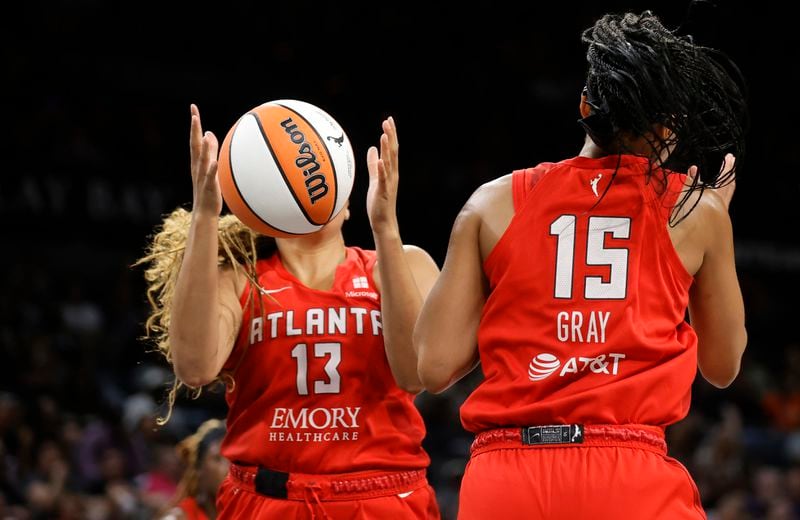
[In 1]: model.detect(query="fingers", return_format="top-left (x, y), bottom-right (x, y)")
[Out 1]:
top-left (687, 165), bottom-right (699, 185)
top-left (380, 133), bottom-right (391, 173)
top-left (717, 154), bottom-right (736, 208)
top-left (382, 116), bottom-right (398, 171)
top-left (720, 153), bottom-right (736, 178)
top-left (383, 116), bottom-right (398, 150)
top-left (366, 147), bottom-right (387, 188)
top-left (190, 105), bottom-right (203, 170)
top-left (198, 132), bottom-right (211, 179)
top-left (376, 158), bottom-right (387, 184)
top-left (366, 146), bottom-right (379, 179)
top-left (369, 117), bottom-right (398, 190)
top-left (205, 130), bottom-right (219, 163)
top-left (196, 131), bottom-right (219, 182)
top-left (205, 131), bottom-right (219, 179)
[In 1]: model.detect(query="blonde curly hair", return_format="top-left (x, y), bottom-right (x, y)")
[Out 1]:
top-left (133, 207), bottom-right (273, 424)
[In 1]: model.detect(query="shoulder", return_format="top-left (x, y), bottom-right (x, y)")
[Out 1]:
top-left (694, 189), bottom-right (734, 244)
top-left (452, 174), bottom-right (513, 230)
top-left (468, 174), bottom-right (512, 209)
top-left (671, 185), bottom-right (733, 259)
top-left (452, 174), bottom-right (516, 244)
top-left (401, 245), bottom-right (439, 274)
top-left (402, 244), bottom-right (435, 262)
top-left (675, 186), bottom-right (731, 229)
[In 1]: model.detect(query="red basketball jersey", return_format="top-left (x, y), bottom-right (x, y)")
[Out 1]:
top-left (460, 154), bottom-right (697, 433)
top-left (177, 497), bottom-right (209, 520)
top-left (220, 247), bottom-right (430, 474)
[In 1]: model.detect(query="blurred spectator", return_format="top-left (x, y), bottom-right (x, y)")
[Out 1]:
top-left (749, 466), bottom-right (789, 518)
top-left (761, 345), bottom-right (800, 432)
top-left (710, 490), bottom-right (751, 520)
top-left (60, 284), bottom-right (104, 336)
top-left (694, 404), bottom-right (748, 506)
top-left (136, 443), bottom-right (179, 514)
top-left (157, 419), bottom-right (227, 520)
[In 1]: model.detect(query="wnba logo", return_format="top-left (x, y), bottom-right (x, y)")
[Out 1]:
top-left (528, 353), bottom-right (561, 381)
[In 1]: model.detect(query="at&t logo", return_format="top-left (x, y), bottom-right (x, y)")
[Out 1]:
top-left (528, 353), bottom-right (561, 381)
top-left (528, 352), bottom-right (626, 382)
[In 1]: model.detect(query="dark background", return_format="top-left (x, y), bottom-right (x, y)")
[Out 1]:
top-left (2, 1), bottom-right (800, 519)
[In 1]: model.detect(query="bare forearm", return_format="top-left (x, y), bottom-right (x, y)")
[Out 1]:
top-left (374, 228), bottom-right (424, 393)
top-left (415, 295), bottom-right (480, 393)
top-left (689, 297), bottom-right (747, 388)
top-left (170, 213), bottom-right (221, 386)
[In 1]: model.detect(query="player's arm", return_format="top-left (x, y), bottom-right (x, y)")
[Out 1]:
top-left (688, 183), bottom-right (747, 389)
top-left (414, 193), bottom-right (487, 394)
top-left (170, 105), bottom-right (243, 389)
top-left (368, 117), bottom-right (440, 393)
top-left (373, 243), bottom-right (440, 394)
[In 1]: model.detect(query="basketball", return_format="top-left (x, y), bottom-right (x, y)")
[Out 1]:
top-left (218, 99), bottom-right (355, 237)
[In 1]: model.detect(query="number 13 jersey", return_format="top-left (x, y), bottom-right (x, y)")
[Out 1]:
top-left (221, 247), bottom-right (430, 474)
top-left (461, 154), bottom-right (698, 433)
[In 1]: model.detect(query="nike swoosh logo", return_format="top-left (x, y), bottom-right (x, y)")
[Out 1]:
top-left (397, 491), bottom-right (414, 499)
top-left (259, 286), bottom-right (291, 295)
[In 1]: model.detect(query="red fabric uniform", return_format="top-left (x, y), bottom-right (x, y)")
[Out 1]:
top-left (177, 497), bottom-right (209, 520)
top-left (217, 247), bottom-right (438, 519)
top-left (458, 155), bottom-right (705, 519)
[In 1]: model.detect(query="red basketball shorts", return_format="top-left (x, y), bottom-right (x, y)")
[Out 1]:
top-left (217, 464), bottom-right (441, 519)
top-left (458, 424), bottom-right (706, 520)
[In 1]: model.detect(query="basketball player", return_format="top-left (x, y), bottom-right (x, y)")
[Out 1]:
top-left (414, 11), bottom-right (747, 519)
top-left (137, 107), bottom-right (441, 518)
top-left (158, 419), bottom-right (228, 520)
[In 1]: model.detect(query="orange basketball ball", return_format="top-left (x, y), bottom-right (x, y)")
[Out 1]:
top-left (218, 99), bottom-right (355, 237)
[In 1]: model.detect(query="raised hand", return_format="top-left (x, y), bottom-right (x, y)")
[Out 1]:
top-left (189, 104), bottom-right (222, 216)
top-left (366, 117), bottom-right (399, 235)
top-left (688, 153), bottom-right (736, 211)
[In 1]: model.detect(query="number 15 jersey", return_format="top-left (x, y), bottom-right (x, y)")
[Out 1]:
top-left (461, 154), bottom-right (698, 433)
top-left (220, 247), bottom-right (430, 474)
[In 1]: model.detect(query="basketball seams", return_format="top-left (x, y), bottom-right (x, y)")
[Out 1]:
top-left (217, 100), bottom-right (351, 237)
top-left (275, 102), bottom-right (340, 224)
top-left (250, 111), bottom-right (318, 227)
top-left (225, 116), bottom-right (300, 236)
top-left (227, 114), bottom-right (301, 236)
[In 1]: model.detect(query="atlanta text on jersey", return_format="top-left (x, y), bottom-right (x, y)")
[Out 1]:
top-left (249, 307), bottom-right (382, 343)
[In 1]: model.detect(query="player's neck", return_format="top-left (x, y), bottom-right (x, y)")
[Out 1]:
top-left (276, 232), bottom-right (347, 290)
top-left (578, 137), bottom-right (607, 158)
top-left (578, 134), bottom-right (671, 161)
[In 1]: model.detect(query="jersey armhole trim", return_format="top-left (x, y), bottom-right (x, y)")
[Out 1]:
top-left (226, 263), bottom-right (265, 374)
top-left (652, 174), bottom-right (694, 288)
top-left (483, 163), bottom-right (562, 275)
top-left (512, 169), bottom-right (527, 211)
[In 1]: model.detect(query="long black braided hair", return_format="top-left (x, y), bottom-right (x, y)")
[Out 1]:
top-left (579, 9), bottom-right (748, 223)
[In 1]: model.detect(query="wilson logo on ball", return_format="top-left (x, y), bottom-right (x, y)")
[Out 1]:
top-left (279, 117), bottom-right (329, 204)
top-left (217, 99), bottom-right (355, 238)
